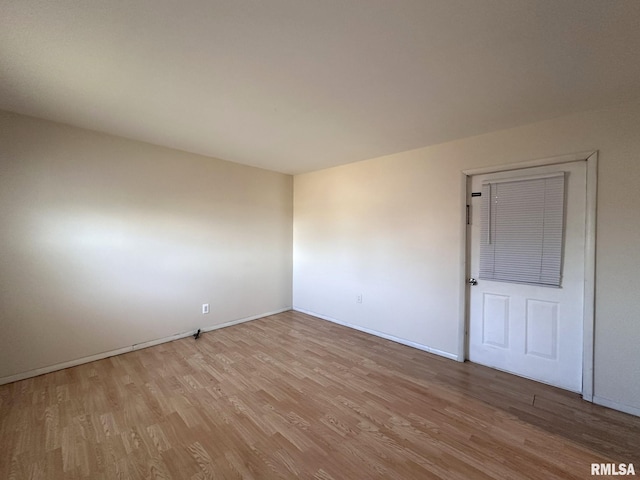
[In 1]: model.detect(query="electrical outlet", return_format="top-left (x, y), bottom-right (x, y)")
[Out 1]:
top-left (357, 294), bottom-right (363, 304)
top-left (202, 304), bottom-right (209, 314)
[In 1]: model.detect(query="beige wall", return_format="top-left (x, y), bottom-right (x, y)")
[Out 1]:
top-left (0, 110), bottom-right (293, 381)
top-left (294, 101), bottom-right (640, 415)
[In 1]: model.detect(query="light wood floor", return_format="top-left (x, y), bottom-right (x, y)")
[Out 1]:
top-left (1, 311), bottom-right (638, 479)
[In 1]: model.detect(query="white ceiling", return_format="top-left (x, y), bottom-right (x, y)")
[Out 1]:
top-left (2, 1), bottom-right (640, 174)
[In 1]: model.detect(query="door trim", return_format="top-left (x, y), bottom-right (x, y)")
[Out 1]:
top-left (460, 151), bottom-right (597, 401)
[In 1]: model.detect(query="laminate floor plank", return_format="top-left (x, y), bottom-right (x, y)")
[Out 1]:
top-left (1, 311), bottom-right (639, 479)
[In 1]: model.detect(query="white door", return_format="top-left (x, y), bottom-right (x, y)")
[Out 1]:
top-left (467, 161), bottom-right (586, 392)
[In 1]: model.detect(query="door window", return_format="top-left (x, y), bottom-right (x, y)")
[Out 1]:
top-left (479, 173), bottom-right (565, 287)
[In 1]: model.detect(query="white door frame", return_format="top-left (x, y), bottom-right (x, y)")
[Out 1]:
top-left (460, 151), bottom-right (597, 401)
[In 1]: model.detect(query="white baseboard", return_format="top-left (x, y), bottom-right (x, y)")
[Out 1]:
top-left (293, 307), bottom-right (460, 361)
top-left (0, 307), bottom-right (291, 386)
top-left (593, 395), bottom-right (640, 418)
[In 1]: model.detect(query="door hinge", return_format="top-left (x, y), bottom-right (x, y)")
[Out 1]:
top-left (466, 205), bottom-right (470, 225)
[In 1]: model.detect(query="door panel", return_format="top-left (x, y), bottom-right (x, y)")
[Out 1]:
top-left (468, 162), bottom-right (586, 392)
top-left (482, 294), bottom-right (509, 348)
top-left (525, 299), bottom-right (558, 359)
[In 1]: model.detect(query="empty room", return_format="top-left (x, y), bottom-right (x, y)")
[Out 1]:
top-left (2, 1), bottom-right (640, 479)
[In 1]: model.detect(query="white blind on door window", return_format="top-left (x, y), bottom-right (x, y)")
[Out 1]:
top-left (479, 173), bottom-right (566, 287)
